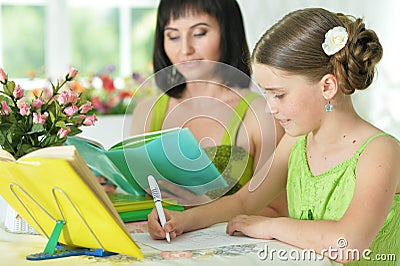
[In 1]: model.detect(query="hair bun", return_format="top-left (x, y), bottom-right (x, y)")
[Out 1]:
top-left (335, 18), bottom-right (383, 94)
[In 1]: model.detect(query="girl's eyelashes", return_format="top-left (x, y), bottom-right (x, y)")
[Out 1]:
top-left (262, 90), bottom-right (285, 99)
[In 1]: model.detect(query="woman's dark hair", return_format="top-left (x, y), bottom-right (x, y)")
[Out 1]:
top-left (252, 8), bottom-right (383, 95)
top-left (153, 0), bottom-right (250, 98)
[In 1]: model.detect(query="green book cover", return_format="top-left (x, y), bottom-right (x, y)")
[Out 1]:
top-left (65, 128), bottom-right (227, 196)
top-left (119, 205), bottom-right (184, 223)
top-left (109, 193), bottom-right (179, 212)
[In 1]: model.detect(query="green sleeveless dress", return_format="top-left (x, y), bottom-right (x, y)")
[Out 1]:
top-left (150, 92), bottom-right (260, 199)
top-left (287, 133), bottom-right (400, 265)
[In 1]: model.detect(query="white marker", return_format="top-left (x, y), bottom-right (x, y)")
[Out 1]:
top-left (148, 175), bottom-right (170, 243)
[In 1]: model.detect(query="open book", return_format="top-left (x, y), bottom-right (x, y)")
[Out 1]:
top-left (0, 146), bottom-right (142, 258)
top-left (65, 127), bottom-right (227, 196)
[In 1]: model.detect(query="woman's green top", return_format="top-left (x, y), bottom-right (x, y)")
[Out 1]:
top-left (287, 133), bottom-right (400, 265)
top-left (150, 92), bottom-right (260, 198)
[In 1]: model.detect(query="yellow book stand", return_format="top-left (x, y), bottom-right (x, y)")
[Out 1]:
top-left (0, 146), bottom-right (142, 261)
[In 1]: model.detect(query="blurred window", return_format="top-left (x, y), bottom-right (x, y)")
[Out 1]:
top-left (0, 1), bottom-right (157, 78)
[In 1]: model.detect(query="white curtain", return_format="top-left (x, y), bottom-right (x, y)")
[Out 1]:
top-left (238, 0), bottom-right (400, 138)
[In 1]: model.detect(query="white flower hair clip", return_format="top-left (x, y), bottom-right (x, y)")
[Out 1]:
top-left (322, 26), bottom-right (348, 56)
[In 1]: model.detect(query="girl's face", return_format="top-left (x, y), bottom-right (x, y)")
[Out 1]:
top-left (164, 13), bottom-right (221, 80)
top-left (253, 63), bottom-right (326, 137)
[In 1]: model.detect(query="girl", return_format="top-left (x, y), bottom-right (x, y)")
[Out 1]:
top-left (147, 7), bottom-right (400, 265)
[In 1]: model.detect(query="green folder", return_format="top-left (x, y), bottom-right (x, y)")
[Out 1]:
top-left (65, 128), bottom-right (227, 196)
top-left (119, 205), bottom-right (184, 223)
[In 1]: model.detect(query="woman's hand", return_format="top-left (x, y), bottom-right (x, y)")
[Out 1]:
top-left (96, 176), bottom-right (117, 194)
top-left (226, 215), bottom-right (274, 240)
top-left (147, 208), bottom-right (185, 240)
top-left (151, 179), bottom-right (212, 206)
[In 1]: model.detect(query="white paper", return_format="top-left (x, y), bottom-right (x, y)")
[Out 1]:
top-left (131, 223), bottom-right (269, 251)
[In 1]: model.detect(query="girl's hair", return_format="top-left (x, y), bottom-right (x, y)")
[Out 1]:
top-left (252, 8), bottom-right (383, 95)
top-left (153, 0), bottom-right (250, 98)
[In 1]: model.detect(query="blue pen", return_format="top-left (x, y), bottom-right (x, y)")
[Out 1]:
top-left (148, 175), bottom-right (170, 243)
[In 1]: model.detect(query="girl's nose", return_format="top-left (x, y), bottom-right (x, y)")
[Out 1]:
top-left (265, 102), bottom-right (278, 116)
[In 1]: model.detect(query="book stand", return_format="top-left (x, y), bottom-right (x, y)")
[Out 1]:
top-left (10, 184), bottom-right (115, 261)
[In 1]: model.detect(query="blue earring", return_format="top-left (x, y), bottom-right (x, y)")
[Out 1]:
top-left (325, 100), bottom-right (333, 112)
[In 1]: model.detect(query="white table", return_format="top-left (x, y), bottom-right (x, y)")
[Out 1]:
top-left (0, 222), bottom-right (336, 266)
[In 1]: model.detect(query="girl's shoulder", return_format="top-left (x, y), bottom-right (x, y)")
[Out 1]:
top-left (357, 130), bottom-right (399, 155)
top-left (356, 130), bottom-right (400, 185)
top-left (356, 131), bottom-right (399, 169)
top-left (366, 133), bottom-right (399, 159)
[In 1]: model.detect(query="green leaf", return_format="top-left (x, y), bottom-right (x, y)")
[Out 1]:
top-left (70, 117), bottom-right (83, 124)
top-left (49, 110), bottom-right (56, 123)
top-left (0, 131), bottom-right (5, 145)
top-left (29, 123), bottom-right (45, 134)
top-left (0, 95), bottom-right (7, 102)
top-left (14, 144), bottom-right (38, 159)
top-left (55, 121), bottom-right (66, 129)
top-left (68, 127), bottom-right (82, 136)
top-left (40, 136), bottom-right (50, 147)
top-left (41, 135), bottom-right (59, 147)
top-left (6, 131), bottom-right (13, 144)
top-left (4, 81), bottom-right (15, 96)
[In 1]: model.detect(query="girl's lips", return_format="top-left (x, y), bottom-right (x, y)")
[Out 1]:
top-left (278, 119), bottom-right (291, 127)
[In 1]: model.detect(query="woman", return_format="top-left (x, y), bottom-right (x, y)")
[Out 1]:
top-left (131, 0), bottom-right (285, 213)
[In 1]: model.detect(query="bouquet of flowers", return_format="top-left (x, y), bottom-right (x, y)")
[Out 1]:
top-left (72, 65), bottom-right (157, 115)
top-left (0, 67), bottom-right (97, 159)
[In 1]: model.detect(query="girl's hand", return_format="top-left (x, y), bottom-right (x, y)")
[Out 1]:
top-left (226, 215), bottom-right (274, 240)
top-left (147, 208), bottom-right (185, 240)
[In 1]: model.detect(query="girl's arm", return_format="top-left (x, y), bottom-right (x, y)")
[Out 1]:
top-left (227, 136), bottom-right (400, 263)
top-left (147, 134), bottom-right (297, 239)
top-left (246, 97), bottom-right (285, 173)
top-left (246, 97), bottom-right (287, 217)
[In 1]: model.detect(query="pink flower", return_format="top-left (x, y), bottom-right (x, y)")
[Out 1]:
top-left (0, 68), bottom-right (7, 83)
top-left (33, 112), bottom-right (48, 124)
top-left (159, 251), bottom-right (192, 260)
top-left (31, 98), bottom-right (44, 109)
top-left (83, 114), bottom-right (97, 126)
top-left (57, 90), bottom-right (78, 105)
top-left (67, 67), bottom-right (79, 81)
top-left (56, 93), bottom-right (67, 105)
top-left (68, 91), bottom-right (78, 104)
top-left (57, 127), bottom-right (71, 139)
top-left (1, 101), bottom-right (11, 115)
top-left (13, 84), bottom-right (24, 99)
top-left (79, 101), bottom-right (93, 114)
top-left (64, 105), bottom-right (79, 116)
top-left (90, 95), bottom-right (103, 109)
top-left (19, 102), bottom-right (30, 116)
top-left (106, 95), bottom-right (119, 108)
top-left (75, 114), bottom-right (86, 124)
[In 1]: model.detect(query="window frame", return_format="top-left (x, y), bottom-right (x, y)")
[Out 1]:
top-left (0, 0), bottom-right (159, 78)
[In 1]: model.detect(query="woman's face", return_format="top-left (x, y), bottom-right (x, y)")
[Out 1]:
top-left (253, 63), bottom-right (326, 137)
top-left (163, 12), bottom-right (221, 80)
